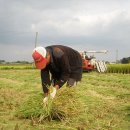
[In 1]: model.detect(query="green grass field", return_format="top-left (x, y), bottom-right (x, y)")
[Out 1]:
top-left (0, 69), bottom-right (130, 130)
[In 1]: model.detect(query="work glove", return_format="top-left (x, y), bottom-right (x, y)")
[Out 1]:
top-left (43, 96), bottom-right (48, 104)
top-left (50, 87), bottom-right (57, 99)
top-left (43, 87), bottom-right (57, 104)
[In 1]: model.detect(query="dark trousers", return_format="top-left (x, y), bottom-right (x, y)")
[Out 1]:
top-left (67, 78), bottom-right (77, 87)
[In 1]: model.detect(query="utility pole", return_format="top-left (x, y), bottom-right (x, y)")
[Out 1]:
top-left (35, 32), bottom-right (38, 48)
top-left (116, 49), bottom-right (118, 63)
top-left (32, 32), bottom-right (38, 68)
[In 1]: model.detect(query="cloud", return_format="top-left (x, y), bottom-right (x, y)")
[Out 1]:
top-left (0, 0), bottom-right (130, 61)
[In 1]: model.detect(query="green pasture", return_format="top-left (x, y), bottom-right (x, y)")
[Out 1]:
top-left (0, 69), bottom-right (130, 130)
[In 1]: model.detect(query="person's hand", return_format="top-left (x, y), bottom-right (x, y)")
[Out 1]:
top-left (50, 87), bottom-right (57, 99)
top-left (43, 96), bottom-right (48, 104)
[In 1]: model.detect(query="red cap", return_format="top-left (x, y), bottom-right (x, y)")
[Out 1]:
top-left (32, 47), bottom-right (47, 69)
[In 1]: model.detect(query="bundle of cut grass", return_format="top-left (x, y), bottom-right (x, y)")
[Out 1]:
top-left (16, 86), bottom-right (84, 123)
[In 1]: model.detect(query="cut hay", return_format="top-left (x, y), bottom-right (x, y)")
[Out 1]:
top-left (16, 87), bottom-right (84, 123)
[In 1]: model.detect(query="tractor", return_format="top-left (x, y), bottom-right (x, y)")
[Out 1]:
top-left (80, 50), bottom-right (108, 73)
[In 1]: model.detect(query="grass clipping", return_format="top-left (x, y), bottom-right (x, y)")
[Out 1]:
top-left (16, 87), bottom-right (84, 123)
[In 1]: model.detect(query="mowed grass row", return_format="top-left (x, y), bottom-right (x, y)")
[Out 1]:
top-left (107, 64), bottom-right (130, 74)
top-left (0, 69), bottom-right (130, 130)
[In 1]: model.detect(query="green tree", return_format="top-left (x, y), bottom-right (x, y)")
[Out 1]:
top-left (121, 57), bottom-right (130, 64)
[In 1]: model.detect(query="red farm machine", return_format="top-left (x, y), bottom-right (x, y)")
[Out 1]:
top-left (80, 50), bottom-right (108, 73)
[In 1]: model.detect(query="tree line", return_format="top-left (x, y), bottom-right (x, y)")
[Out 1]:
top-left (120, 57), bottom-right (130, 64)
top-left (0, 60), bottom-right (31, 64)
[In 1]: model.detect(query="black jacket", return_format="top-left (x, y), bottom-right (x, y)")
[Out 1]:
top-left (41, 45), bottom-right (82, 93)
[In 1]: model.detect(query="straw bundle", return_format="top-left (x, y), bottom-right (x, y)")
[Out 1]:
top-left (16, 86), bottom-right (84, 123)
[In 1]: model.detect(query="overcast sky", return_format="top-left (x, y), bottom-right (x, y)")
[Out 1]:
top-left (0, 0), bottom-right (130, 62)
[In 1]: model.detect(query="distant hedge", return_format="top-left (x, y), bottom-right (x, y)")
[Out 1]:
top-left (0, 64), bottom-right (35, 70)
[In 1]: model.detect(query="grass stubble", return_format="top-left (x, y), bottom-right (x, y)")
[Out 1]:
top-left (0, 70), bottom-right (130, 130)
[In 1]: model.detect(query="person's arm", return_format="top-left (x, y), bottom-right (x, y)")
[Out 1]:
top-left (41, 66), bottom-right (51, 94)
top-left (55, 54), bottom-right (71, 88)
